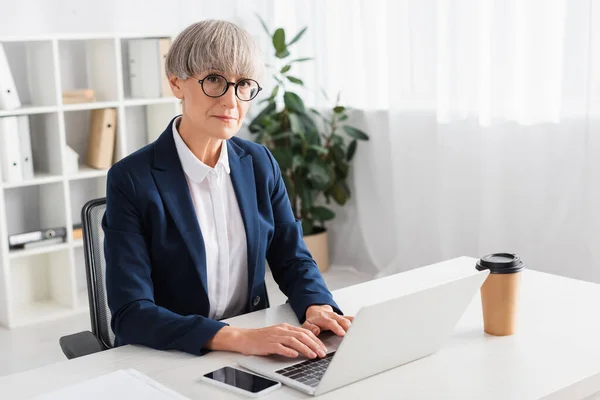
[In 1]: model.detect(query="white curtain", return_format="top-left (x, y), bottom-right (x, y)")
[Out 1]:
top-left (237, 0), bottom-right (600, 282)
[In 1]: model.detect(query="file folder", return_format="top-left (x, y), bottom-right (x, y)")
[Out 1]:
top-left (129, 39), bottom-right (162, 98)
top-left (18, 115), bottom-right (34, 180)
top-left (86, 108), bottom-right (117, 169)
top-left (159, 38), bottom-right (172, 97)
top-left (0, 43), bottom-right (21, 110)
top-left (0, 116), bottom-right (23, 183)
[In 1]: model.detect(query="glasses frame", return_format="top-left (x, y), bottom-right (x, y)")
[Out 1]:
top-left (197, 74), bottom-right (262, 101)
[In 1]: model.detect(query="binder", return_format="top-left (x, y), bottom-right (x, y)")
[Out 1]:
top-left (8, 226), bottom-right (67, 249)
top-left (0, 43), bottom-right (21, 110)
top-left (128, 39), bottom-right (162, 98)
top-left (64, 145), bottom-right (79, 174)
top-left (0, 116), bottom-right (23, 183)
top-left (159, 38), bottom-right (172, 97)
top-left (18, 116), bottom-right (34, 180)
top-left (85, 108), bottom-right (117, 169)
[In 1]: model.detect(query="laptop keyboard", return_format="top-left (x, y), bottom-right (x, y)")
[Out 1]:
top-left (275, 352), bottom-right (336, 388)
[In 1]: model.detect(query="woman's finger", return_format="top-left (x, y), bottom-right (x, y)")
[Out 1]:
top-left (301, 321), bottom-right (322, 339)
top-left (280, 336), bottom-right (317, 359)
top-left (331, 313), bottom-right (353, 331)
top-left (313, 315), bottom-right (346, 336)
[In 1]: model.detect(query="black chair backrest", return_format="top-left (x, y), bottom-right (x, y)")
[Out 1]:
top-left (81, 197), bottom-right (114, 349)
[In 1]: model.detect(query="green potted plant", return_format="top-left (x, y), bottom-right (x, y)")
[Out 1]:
top-left (249, 19), bottom-right (370, 272)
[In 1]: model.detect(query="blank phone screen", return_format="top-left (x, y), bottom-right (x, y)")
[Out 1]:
top-left (204, 366), bottom-right (280, 393)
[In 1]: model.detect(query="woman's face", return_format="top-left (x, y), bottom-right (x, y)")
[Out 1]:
top-left (169, 71), bottom-right (255, 140)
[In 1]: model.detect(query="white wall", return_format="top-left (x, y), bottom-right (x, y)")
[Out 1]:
top-left (0, 0), bottom-right (249, 36)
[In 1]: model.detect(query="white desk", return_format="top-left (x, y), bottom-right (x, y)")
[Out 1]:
top-left (2, 257), bottom-right (600, 399)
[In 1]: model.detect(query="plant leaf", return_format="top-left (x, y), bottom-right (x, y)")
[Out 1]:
top-left (256, 14), bottom-right (271, 37)
top-left (300, 187), bottom-right (316, 210)
top-left (301, 219), bottom-right (314, 236)
top-left (287, 76), bottom-right (304, 85)
top-left (310, 108), bottom-right (329, 122)
top-left (330, 182), bottom-right (349, 205)
top-left (343, 125), bottom-right (369, 141)
top-left (290, 57), bottom-right (314, 63)
top-left (305, 128), bottom-right (321, 146)
top-left (270, 85), bottom-right (279, 98)
top-left (292, 154), bottom-right (305, 169)
top-left (299, 113), bottom-right (318, 136)
top-left (273, 28), bottom-right (286, 54)
top-left (333, 106), bottom-right (345, 114)
top-left (273, 75), bottom-right (284, 85)
top-left (271, 148), bottom-right (293, 170)
top-left (282, 173), bottom-right (294, 197)
top-left (270, 131), bottom-right (294, 140)
top-left (276, 49), bottom-right (290, 59)
top-left (248, 101), bottom-right (276, 132)
top-left (308, 161), bottom-right (331, 189)
top-left (284, 92), bottom-right (306, 113)
top-left (347, 139), bottom-right (357, 161)
top-left (288, 113), bottom-right (304, 134)
top-left (331, 144), bottom-right (345, 163)
top-left (288, 27), bottom-right (307, 46)
top-left (309, 145), bottom-right (328, 156)
top-left (311, 206), bottom-right (336, 221)
top-left (320, 88), bottom-right (330, 101)
top-left (336, 161), bottom-right (349, 179)
top-left (280, 65), bottom-right (291, 73)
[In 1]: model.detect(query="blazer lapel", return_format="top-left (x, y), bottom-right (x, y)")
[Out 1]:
top-left (228, 141), bottom-right (261, 299)
top-left (151, 121), bottom-right (209, 297)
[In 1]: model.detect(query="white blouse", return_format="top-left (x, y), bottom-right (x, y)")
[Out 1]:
top-left (172, 117), bottom-right (248, 320)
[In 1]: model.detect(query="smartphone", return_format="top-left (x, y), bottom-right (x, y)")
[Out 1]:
top-left (202, 366), bottom-right (282, 397)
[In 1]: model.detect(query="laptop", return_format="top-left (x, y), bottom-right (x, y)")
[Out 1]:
top-left (238, 269), bottom-right (489, 396)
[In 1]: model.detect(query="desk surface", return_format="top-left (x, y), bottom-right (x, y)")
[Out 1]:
top-left (2, 257), bottom-right (600, 399)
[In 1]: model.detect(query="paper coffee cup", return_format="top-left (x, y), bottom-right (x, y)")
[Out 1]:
top-left (476, 253), bottom-right (525, 336)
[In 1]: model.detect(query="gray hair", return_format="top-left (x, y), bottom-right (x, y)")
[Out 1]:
top-left (166, 20), bottom-right (264, 82)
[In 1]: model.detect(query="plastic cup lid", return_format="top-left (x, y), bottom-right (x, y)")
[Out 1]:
top-left (476, 253), bottom-right (525, 274)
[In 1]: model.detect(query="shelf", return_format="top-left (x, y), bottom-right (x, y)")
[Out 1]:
top-left (0, 106), bottom-right (58, 117)
top-left (9, 242), bottom-right (70, 259)
top-left (59, 39), bottom-right (119, 103)
top-left (0, 33), bottom-right (178, 329)
top-left (11, 300), bottom-right (80, 328)
top-left (123, 97), bottom-right (179, 107)
top-left (0, 41), bottom-right (58, 108)
top-left (2, 172), bottom-right (63, 189)
top-left (62, 101), bottom-right (120, 112)
top-left (66, 165), bottom-right (108, 181)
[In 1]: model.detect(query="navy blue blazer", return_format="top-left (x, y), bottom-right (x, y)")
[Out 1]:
top-left (103, 117), bottom-right (341, 355)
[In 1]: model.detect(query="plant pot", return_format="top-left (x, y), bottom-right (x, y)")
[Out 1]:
top-left (303, 227), bottom-right (329, 273)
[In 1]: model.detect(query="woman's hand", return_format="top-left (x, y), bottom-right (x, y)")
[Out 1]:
top-left (302, 305), bottom-right (354, 336)
top-left (207, 324), bottom-right (328, 359)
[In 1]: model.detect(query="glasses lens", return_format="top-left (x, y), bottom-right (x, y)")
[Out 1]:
top-left (202, 75), bottom-right (227, 97)
top-left (236, 79), bottom-right (260, 101)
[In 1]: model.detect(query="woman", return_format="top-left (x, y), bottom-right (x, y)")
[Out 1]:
top-left (103, 20), bottom-right (352, 359)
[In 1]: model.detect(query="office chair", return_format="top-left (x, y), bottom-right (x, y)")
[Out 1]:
top-left (59, 198), bottom-right (112, 359)
top-left (59, 197), bottom-right (272, 359)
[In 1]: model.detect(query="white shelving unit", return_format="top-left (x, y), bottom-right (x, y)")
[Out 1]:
top-left (0, 34), bottom-right (181, 328)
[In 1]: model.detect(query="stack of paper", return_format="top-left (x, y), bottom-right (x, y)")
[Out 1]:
top-left (32, 369), bottom-right (190, 400)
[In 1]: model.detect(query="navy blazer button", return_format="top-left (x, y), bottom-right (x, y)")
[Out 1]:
top-left (252, 296), bottom-right (260, 307)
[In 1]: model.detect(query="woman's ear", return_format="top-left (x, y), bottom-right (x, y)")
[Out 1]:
top-left (168, 76), bottom-right (184, 100)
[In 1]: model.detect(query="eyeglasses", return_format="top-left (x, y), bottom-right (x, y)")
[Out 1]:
top-left (197, 74), bottom-right (262, 101)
